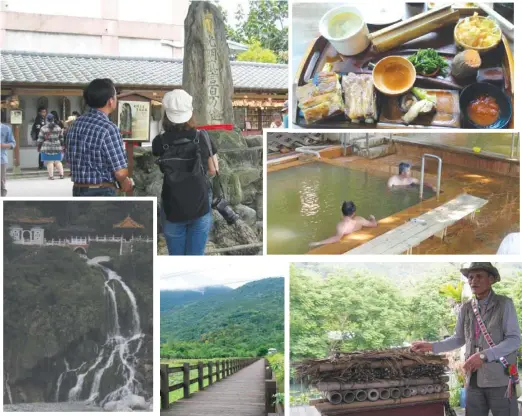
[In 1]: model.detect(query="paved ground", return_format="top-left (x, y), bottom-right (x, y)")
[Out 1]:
top-left (165, 359), bottom-right (266, 416)
top-left (3, 176), bottom-right (73, 197)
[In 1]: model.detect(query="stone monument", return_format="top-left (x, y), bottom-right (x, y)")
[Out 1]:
top-left (182, 1), bottom-right (234, 126)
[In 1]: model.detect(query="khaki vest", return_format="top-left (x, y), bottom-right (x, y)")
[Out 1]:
top-left (462, 292), bottom-right (517, 388)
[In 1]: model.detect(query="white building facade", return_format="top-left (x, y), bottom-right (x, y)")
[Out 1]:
top-left (0, 0), bottom-right (188, 58)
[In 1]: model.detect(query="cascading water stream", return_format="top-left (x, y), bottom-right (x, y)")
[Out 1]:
top-left (55, 256), bottom-right (146, 409)
top-left (55, 359), bottom-right (87, 402)
top-left (5, 373), bottom-right (13, 405)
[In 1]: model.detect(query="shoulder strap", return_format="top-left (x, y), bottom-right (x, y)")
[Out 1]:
top-left (199, 130), bottom-right (218, 174)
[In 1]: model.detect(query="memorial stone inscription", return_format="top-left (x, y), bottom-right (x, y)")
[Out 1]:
top-left (182, 1), bottom-right (234, 126)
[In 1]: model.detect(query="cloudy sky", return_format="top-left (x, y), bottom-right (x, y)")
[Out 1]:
top-left (158, 259), bottom-right (286, 291)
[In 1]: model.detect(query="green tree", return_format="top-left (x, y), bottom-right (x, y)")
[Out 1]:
top-left (290, 267), bottom-right (408, 359)
top-left (236, 41), bottom-right (278, 63)
top-left (218, 0), bottom-right (288, 63)
top-left (439, 280), bottom-right (467, 316)
top-left (405, 273), bottom-right (458, 341)
top-left (257, 347), bottom-right (269, 357)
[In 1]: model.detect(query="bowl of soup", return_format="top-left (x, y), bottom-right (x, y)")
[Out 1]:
top-left (460, 82), bottom-right (512, 129)
top-left (319, 6), bottom-right (370, 56)
top-left (372, 56), bottom-right (417, 96)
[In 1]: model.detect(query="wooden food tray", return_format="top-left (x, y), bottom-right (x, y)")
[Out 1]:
top-left (295, 15), bottom-right (514, 129)
top-left (380, 89), bottom-right (460, 128)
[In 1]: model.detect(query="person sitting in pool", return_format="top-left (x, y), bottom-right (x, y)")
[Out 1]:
top-left (309, 201), bottom-right (378, 247)
top-left (387, 162), bottom-right (436, 190)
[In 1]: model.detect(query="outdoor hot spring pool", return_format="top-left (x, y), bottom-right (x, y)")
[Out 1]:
top-left (267, 162), bottom-right (435, 254)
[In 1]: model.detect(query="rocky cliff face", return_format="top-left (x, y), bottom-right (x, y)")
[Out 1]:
top-left (3, 246), bottom-right (153, 410)
top-left (134, 131), bottom-right (263, 255)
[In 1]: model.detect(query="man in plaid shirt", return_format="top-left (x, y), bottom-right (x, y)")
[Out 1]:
top-left (66, 78), bottom-right (133, 196)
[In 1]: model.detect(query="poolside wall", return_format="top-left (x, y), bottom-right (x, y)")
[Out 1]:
top-left (393, 142), bottom-right (519, 178)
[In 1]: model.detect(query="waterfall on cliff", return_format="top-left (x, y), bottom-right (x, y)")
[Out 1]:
top-left (54, 256), bottom-right (147, 410)
top-left (5, 373), bottom-right (13, 405)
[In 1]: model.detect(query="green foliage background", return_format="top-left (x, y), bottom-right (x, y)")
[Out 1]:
top-left (215, 0), bottom-right (288, 63)
top-left (290, 263), bottom-right (522, 360)
top-left (160, 278), bottom-right (284, 359)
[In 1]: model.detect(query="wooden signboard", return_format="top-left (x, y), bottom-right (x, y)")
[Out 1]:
top-left (10, 110), bottom-right (22, 124)
top-left (117, 95), bottom-right (151, 142)
top-left (114, 92), bottom-right (152, 196)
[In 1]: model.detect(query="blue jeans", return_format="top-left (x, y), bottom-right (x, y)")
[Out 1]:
top-left (73, 186), bottom-right (117, 197)
top-left (161, 194), bottom-right (213, 256)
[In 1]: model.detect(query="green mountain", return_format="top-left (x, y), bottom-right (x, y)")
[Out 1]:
top-left (160, 277), bottom-right (284, 359)
top-left (160, 286), bottom-right (233, 312)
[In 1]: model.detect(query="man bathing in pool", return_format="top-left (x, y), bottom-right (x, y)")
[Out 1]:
top-left (310, 201), bottom-right (378, 248)
top-left (387, 162), bottom-right (436, 190)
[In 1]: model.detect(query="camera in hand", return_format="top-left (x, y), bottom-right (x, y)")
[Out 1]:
top-left (212, 197), bottom-right (240, 225)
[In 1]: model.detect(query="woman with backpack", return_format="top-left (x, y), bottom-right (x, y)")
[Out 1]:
top-left (152, 89), bottom-right (218, 255)
top-left (37, 113), bottom-right (65, 180)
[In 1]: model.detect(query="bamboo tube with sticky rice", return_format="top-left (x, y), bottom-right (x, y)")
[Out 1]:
top-left (401, 387), bottom-right (413, 398)
top-left (317, 376), bottom-right (448, 391)
top-left (342, 390), bottom-right (355, 403)
top-left (315, 392), bottom-right (451, 411)
top-left (379, 388), bottom-right (391, 400)
top-left (355, 390), bottom-right (368, 401)
top-left (368, 5), bottom-right (460, 52)
top-left (367, 389), bottom-right (380, 401)
top-left (426, 384), bottom-right (435, 394)
top-left (326, 391), bottom-right (343, 404)
top-left (418, 385), bottom-right (427, 395)
top-left (390, 388), bottom-right (401, 399)
top-left (410, 387), bottom-right (418, 396)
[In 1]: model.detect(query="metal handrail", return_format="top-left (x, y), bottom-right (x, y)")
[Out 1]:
top-left (420, 154), bottom-right (442, 200)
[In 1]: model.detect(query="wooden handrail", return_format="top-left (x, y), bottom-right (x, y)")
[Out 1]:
top-left (160, 357), bottom-right (257, 409)
top-left (265, 358), bottom-right (278, 414)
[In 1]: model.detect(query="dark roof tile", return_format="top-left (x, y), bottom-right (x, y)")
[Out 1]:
top-left (1, 51), bottom-right (288, 91)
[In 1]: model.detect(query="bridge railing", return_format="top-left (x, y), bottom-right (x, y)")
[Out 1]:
top-left (160, 358), bottom-right (257, 410)
top-left (45, 239), bottom-right (70, 246)
top-left (41, 235), bottom-right (154, 244)
top-left (265, 358), bottom-right (283, 415)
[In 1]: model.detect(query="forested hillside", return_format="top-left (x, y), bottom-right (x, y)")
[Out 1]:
top-left (160, 278), bottom-right (284, 358)
top-left (160, 286), bottom-right (233, 312)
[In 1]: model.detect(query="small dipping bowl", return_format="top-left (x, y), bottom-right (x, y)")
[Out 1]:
top-left (460, 82), bottom-right (512, 129)
top-left (319, 6), bottom-right (370, 56)
top-left (372, 56), bottom-right (416, 96)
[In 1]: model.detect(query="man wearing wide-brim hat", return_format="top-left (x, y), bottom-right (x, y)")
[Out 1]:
top-left (412, 262), bottom-right (520, 415)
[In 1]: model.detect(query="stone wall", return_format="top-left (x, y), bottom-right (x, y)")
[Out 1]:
top-left (133, 130), bottom-right (263, 255)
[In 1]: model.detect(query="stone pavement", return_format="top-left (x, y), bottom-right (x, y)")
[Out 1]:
top-left (3, 176), bottom-right (73, 197)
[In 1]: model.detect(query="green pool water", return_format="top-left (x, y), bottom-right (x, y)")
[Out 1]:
top-left (267, 163), bottom-right (435, 254)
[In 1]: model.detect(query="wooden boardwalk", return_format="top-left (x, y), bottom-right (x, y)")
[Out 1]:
top-left (163, 359), bottom-right (266, 416)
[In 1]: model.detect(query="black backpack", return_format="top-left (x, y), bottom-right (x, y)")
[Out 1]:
top-left (157, 131), bottom-right (211, 222)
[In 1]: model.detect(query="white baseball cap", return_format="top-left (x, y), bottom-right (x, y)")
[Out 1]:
top-left (163, 89), bottom-right (193, 124)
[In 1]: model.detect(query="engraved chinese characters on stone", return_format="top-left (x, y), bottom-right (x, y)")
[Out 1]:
top-left (204, 11), bottom-right (224, 124)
